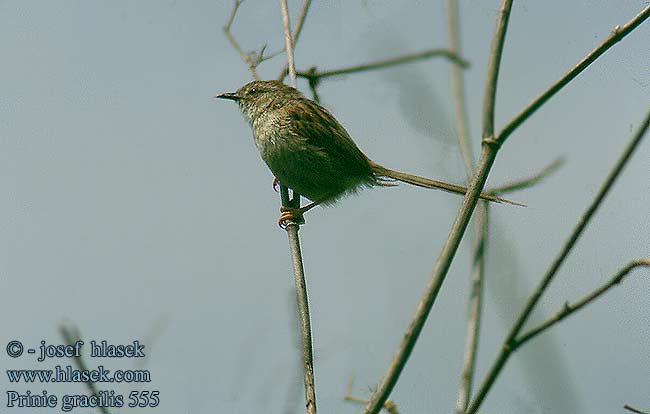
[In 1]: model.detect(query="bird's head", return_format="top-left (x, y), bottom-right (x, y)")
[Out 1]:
top-left (216, 80), bottom-right (303, 122)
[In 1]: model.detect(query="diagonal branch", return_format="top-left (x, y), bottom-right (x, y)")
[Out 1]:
top-left (296, 49), bottom-right (469, 83)
top-left (223, 0), bottom-right (261, 80)
top-left (482, 1), bottom-right (513, 140)
top-left (497, 5), bottom-right (650, 146)
top-left (487, 157), bottom-right (564, 195)
top-left (291, 0), bottom-right (312, 46)
top-left (466, 107), bottom-right (650, 414)
top-left (60, 323), bottom-right (111, 414)
top-left (363, 2), bottom-right (515, 413)
top-left (516, 259), bottom-right (650, 347)
top-left (625, 405), bottom-right (650, 414)
top-left (344, 377), bottom-right (400, 414)
top-left (364, 3), bottom-right (648, 413)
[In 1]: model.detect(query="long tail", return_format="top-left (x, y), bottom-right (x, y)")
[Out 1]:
top-left (370, 162), bottom-right (525, 207)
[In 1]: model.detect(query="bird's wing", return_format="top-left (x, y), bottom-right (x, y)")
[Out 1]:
top-left (284, 98), bottom-right (373, 176)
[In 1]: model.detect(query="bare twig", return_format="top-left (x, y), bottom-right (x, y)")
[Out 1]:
top-left (516, 259), bottom-right (650, 347)
top-left (445, 1), bottom-right (486, 412)
top-left (457, 160), bottom-right (564, 414)
top-left (482, 1), bottom-right (513, 140)
top-left (291, 0), bottom-right (312, 47)
top-left (344, 377), bottom-right (400, 414)
top-left (223, 0), bottom-right (261, 80)
top-left (466, 107), bottom-right (650, 414)
top-left (280, 0), bottom-right (297, 86)
top-left (295, 49), bottom-right (469, 82)
top-left (455, 203), bottom-right (488, 414)
top-left (286, 222), bottom-right (316, 414)
top-left (487, 157), bottom-right (565, 195)
top-left (60, 323), bottom-right (110, 414)
top-left (363, 2), bottom-right (514, 413)
top-left (304, 67), bottom-right (321, 103)
top-left (279, 3), bottom-right (316, 414)
top-left (625, 405), bottom-right (650, 414)
top-left (278, 0), bottom-right (313, 81)
top-left (447, 0), bottom-right (474, 177)
top-left (496, 5), bottom-right (650, 146)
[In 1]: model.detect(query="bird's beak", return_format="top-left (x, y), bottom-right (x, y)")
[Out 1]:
top-left (215, 92), bottom-right (241, 101)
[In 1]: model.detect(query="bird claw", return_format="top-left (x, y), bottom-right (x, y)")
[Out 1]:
top-left (278, 206), bottom-right (305, 228)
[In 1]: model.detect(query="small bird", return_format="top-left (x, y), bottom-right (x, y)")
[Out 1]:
top-left (217, 80), bottom-right (521, 226)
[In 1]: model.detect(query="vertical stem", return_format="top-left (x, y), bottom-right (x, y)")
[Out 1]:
top-left (281, 0), bottom-right (297, 86)
top-left (446, 1), bottom-right (487, 411)
top-left (455, 204), bottom-right (487, 414)
top-left (278, 0), bottom-right (313, 81)
top-left (482, 1), bottom-right (513, 140)
top-left (280, 2), bottom-right (316, 413)
top-left (287, 223), bottom-right (317, 414)
top-left (447, 0), bottom-right (474, 176)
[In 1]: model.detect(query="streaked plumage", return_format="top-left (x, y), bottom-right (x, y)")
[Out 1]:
top-left (217, 80), bottom-right (520, 215)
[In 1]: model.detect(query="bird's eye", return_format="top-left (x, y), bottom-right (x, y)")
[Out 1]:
top-left (249, 87), bottom-right (257, 95)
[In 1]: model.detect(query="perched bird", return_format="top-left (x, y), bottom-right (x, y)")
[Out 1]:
top-left (217, 80), bottom-right (520, 226)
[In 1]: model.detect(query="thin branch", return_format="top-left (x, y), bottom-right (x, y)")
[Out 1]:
top-left (304, 67), bottom-right (321, 103)
top-left (625, 405), bottom-right (650, 414)
top-left (497, 5), bottom-right (650, 146)
top-left (280, 0), bottom-right (297, 86)
top-left (286, 223), bottom-right (316, 414)
top-left (466, 107), bottom-right (650, 414)
top-left (278, 0), bottom-right (313, 81)
top-left (295, 49), bottom-right (469, 81)
top-left (364, 3), bottom-right (514, 413)
top-left (366, 149), bottom-right (501, 414)
top-left (482, 1), bottom-right (513, 140)
top-left (60, 323), bottom-right (110, 414)
top-left (455, 203), bottom-right (488, 414)
top-left (487, 157), bottom-right (565, 195)
top-left (447, 0), bottom-right (474, 177)
top-left (279, 3), bottom-right (316, 414)
top-left (291, 0), bottom-right (312, 46)
top-left (344, 377), bottom-right (400, 414)
top-left (445, 1), bottom-right (486, 412)
top-left (516, 259), bottom-right (650, 347)
top-left (223, 0), bottom-right (261, 80)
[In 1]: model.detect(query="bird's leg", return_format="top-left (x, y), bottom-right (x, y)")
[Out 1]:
top-left (278, 201), bottom-right (320, 228)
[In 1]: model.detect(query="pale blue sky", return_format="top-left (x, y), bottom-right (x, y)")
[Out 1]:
top-left (1, 1), bottom-right (649, 413)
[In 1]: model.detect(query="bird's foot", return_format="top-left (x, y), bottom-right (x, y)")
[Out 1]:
top-left (278, 206), bottom-right (306, 228)
top-left (272, 177), bottom-right (280, 193)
